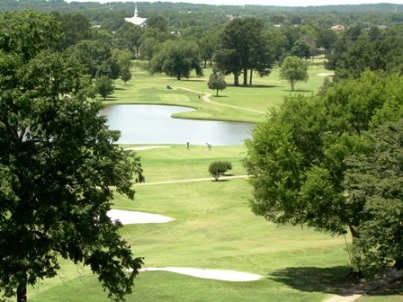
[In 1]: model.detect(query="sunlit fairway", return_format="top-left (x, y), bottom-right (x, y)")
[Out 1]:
top-left (28, 146), bottom-right (354, 302)
top-left (26, 61), bottom-right (367, 301)
top-left (103, 57), bottom-right (333, 124)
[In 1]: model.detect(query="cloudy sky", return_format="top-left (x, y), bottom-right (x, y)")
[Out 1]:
top-left (69, 0), bottom-right (403, 6)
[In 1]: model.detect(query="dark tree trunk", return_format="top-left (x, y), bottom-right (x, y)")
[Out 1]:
top-left (17, 282), bottom-right (27, 302)
top-left (243, 68), bottom-right (248, 86)
top-left (233, 74), bottom-right (239, 86)
top-left (347, 225), bottom-right (364, 279)
top-left (249, 68), bottom-right (253, 86)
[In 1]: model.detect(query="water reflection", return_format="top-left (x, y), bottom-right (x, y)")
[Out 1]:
top-left (100, 105), bottom-right (254, 146)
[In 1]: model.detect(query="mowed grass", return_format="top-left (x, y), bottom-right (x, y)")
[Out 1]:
top-left (104, 57), bottom-right (333, 123)
top-left (27, 61), bottom-right (401, 301)
top-left (30, 146), bottom-right (357, 302)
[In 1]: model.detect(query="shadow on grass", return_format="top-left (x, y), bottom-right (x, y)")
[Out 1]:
top-left (181, 79), bottom-right (205, 83)
top-left (283, 89), bottom-right (313, 93)
top-left (227, 84), bottom-right (279, 89)
top-left (269, 266), bottom-right (368, 296)
top-left (365, 277), bottom-right (403, 297)
top-left (270, 266), bottom-right (403, 298)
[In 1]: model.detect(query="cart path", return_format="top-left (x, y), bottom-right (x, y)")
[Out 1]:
top-left (136, 175), bottom-right (249, 186)
top-left (178, 87), bottom-right (266, 114)
top-left (323, 271), bottom-right (402, 302)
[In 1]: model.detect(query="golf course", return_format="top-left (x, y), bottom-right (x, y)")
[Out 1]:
top-left (27, 60), bottom-right (402, 302)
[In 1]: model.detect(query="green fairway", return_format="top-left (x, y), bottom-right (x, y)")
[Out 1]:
top-left (26, 62), bottom-right (401, 301)
top-left (103, 58), bottom-right (332, 123)
top-left (28, 145), bottom-right (356, 302)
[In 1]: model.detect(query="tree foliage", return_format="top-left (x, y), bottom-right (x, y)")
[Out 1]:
top-left (208, 70), bottom-right (226, 96)
top-left (244, 70), bottom-right (403, 274)
top-left (208, 161), bottom-right (232, 181)
top-left (279, 56), bottom-right (309, 91)
top-left (149, 39), bottom-right (203, 80)
top-left (96, 76), bottom-right (115, 99)
top-left (0, 11), bottom-right (144, 302)
top-left (69, 39), bottom-right (120, 80)
top-left (215, 17), bottom-right (274, 86)
top-left (344, 120), bottom-right (403, 276)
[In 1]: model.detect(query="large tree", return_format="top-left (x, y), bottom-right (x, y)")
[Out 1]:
top-left (0, 11), bottom-right (144, 302)
top-left (69, 39), bottom-right (120, 80)
top-left (215, 17), bottom-right (273, 86)
top-left (344, 119), bottom-right (403, 276)
top-left (244, 70), bottom-right (403, 275)
top-left (114, 23), bottom-right (144, 59)
top-left (149, 39), bottom-right (203, 80)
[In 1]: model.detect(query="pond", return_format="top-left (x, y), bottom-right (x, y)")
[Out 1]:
top-left (100, 105), bottom-right (255, 146)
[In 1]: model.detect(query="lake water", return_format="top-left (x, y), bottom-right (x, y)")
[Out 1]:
top-left (100, 105), bottom-right (255, 146)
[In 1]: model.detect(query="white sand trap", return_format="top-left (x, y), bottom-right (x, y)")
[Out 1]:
top-left (317, 73), bottom-right (334, 76)
top-left (107, 209), bottom-right (174, 225)
top-left (125, 146), bottom-right (171, 151)
top-left (138, 267), bottom-right (262, 282)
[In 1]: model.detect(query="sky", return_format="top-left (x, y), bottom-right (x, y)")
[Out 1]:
top-left (70, 0), bottom-right (403, 6)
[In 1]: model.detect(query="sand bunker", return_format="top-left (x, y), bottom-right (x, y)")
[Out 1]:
top-left (138, 267), bottom-right (262, 282)
top-left (317, 73), bottom-right (334, 76)
top-left (107, 209), bottom-right (174, 225)
top-left (110, 210), bottom-right (260, 282)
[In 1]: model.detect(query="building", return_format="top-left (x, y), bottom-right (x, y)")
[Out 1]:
top-left (331, 25), bottom-right (345, 31)
top-left (125, 5), bottom-right (147, 26)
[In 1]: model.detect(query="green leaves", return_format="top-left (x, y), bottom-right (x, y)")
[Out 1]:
top-left (0, 11), bottom-right (143, 301)
top-left (149, 39), bottom-right (203, 80)
top-left (344, 120), bottom-right (403, 275)
top-left (208, 161), bottom-right (232, 181)
top-left (279, 56), bottom-right (309, 91)
top-left (244, 70), bottom-right (403, 275)
top-left (207, 69), bottom-right (226, 96)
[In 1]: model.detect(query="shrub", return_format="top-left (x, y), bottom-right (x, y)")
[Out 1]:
top-left (208, 161), bottom-right (232, 181)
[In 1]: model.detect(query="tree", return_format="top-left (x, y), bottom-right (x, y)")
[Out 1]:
top-left (316, 28), bottom-right (339, 54)
top-left (69, 40), bottom-right (119, 80)
top-left (208, 161), bottom-right (232, 181)
top-left (0, 11), bottom-right (144, 302)
top-left (215, 17), bottom-right (273, 86)
top-left (291, 39), bottom-right (311, 60)
top-left (199, 30), bottom-right (219, 68)
top-left (263, 28), bottom-right (289, 64)
top-left (120, 66), bottom-right (132, 85)
top-left (114, 23), bottom-right (144, 59)
top-left (279, 56), bottom-right (309, 91)
top-left (244, 70), bottom-right (403, 275)
top-left (149, 39), bottom-right (203, 80)
top-left (208, 70), bottom-right (226, 96)
top-left (52, 12), bottom-right (92, 51)
top-left (113, 49), bottom-right (133, 85)
top-left (344, 120), bottom-right (403, 276)
top-left (96, 76), bottom-right (115, 99)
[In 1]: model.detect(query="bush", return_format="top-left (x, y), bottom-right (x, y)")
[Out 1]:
top-left (208, 161), bottom-right (232, 181)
